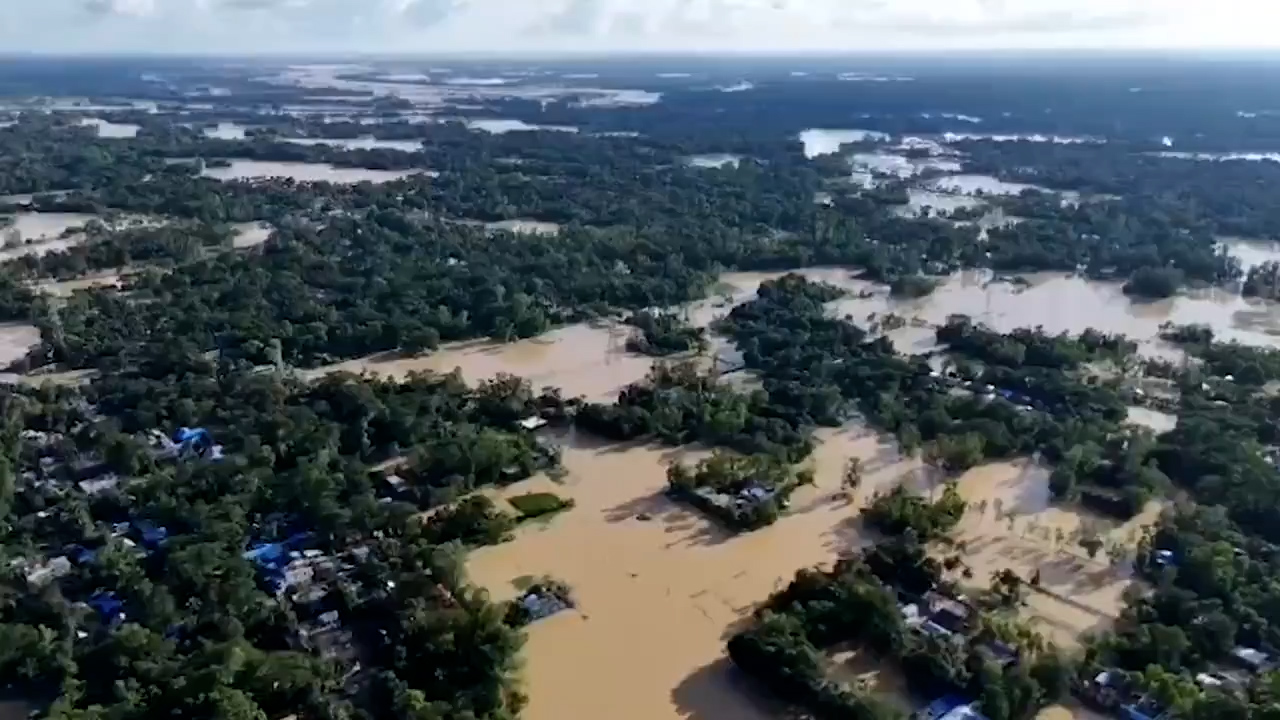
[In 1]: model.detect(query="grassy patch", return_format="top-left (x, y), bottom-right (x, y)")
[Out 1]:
top-left (508, 492), bottom-right (575, 520)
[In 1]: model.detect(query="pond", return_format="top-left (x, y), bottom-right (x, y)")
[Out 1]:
top-left (200, 160), bottom-right (421, 184)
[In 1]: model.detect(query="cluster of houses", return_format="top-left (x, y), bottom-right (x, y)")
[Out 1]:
top-left (242, 533), bottom-right (368, 670)
top-left (1083, 646), bottom-right (1274, 720)
top-left (900, 590), bottom-right (1018, 666)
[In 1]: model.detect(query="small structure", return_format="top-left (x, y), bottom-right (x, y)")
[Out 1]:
top-left (135, 521), bottom-right (169, 550)
top-left (516, 415), bottom-right (548, 431)
top-left (88, 591), bottom-right (126, 626)
top-left (1230, 645), bottom-right (1274, 674)
top-left (924, 591), bottom-right (974, 634)
top-left (79, 473), bottom-right (123, 496)
top-left (517, 589), bottom-right (570, 622)
top-left (23, 556), bottom-right (72, 587)
top-left (919, 696), bottom-right (987, 720)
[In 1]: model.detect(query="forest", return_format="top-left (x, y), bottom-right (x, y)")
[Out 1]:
top-left (4, 56), bottom-right (1280, 720)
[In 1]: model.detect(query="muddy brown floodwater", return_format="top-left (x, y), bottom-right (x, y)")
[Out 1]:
top-left (300, 267), bottom-right (1184, 718)
top-left (949, 460), bottom-right (1157, 649)
top-left (467, 425), bottom-right (918, 720)
top-left (467, 444), bottom-right (1149, 720)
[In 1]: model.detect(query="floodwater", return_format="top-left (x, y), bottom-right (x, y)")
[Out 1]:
top-left (309, 270), bottom-right (771, 397)
top-left (825, 642), bottom-right (916, 711)
top-left (1219, 236), bottom-right (1280, 272)
top-left (0, 323), bottom-right (41, 368)
top-left (201, 160), bottom-right (420, 183)
top-left (1156, 151), bottom-right (1280, 163)
top-left (467, 423), bottom-right (918, 720)
top-left (897, 190), bottom-right (987, 217)
top-left (1125, 406), bottom-right (1177, 433)
top-left (78, 118), bottom-right (141, 138)
top-left (850, 152), bottom-right (964, 178)
top-left (231, 221), bottom-right (274, 248)
top-left (37, 272), bottom-right (123, 297)
top-left (798, 128), bottom-right (891, 158)
top-left (0, 212), bottom-right (97, 259)
top-left (949, 459), bottom-right (1155, 648)
top-left (928, 174), bottom-right (1052, 197)
top-left (685, 154), bottom-right (743, 169)
top-left (282, 135), bottom-right (425, 152)
top-left (203, 122), bottom-right (249, 140)
top-left (807, 268), bottom-right (1280, 358)
top-left (466, 118), bottom-right (579, 134)
top-left (486, 219), bottom-right (561, 236)
top-left (943, 133), bottom-right (1100, 145)
top-left (308, 323), bottom-right (650, 402)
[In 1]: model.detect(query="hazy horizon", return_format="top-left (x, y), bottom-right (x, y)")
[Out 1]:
top-left (6, 0), bottom-right (1280, 56)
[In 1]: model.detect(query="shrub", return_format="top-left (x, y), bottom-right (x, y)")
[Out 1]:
top-left (507, 492), bottom-right (574, 520)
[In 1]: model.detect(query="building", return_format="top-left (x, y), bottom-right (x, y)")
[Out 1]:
top-left (919, 696), bottom-right (988, 720)
top-left (1230, 646), bottom-right (1274, 674)
top-left (22, 556), bottom-right (71, 587)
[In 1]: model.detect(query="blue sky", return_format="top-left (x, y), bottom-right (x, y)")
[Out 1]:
top-left (6, 0), bottom-right (1278, 55)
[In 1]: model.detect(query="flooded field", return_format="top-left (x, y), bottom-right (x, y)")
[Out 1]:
top-left (467, 424), bottom-right (916, 720)
top-left (685, 154), bottom-right (743, 169)
top-left (466, 118), bottom-right (578, 134)
top-left (282, 135), bottom-right (425, 152)
top-left (948, 460), bottom-right (1156, 648)
top-left (201, 160), bottom-right (420, 183)
top-left (799, 128), bottom-right (891, 158)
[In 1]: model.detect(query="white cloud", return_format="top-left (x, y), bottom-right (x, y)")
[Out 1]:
top-left (4, 0), bottom-right (1280, 54)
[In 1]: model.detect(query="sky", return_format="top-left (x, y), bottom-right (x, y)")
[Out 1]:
top-left (5, 0), bottom-right (1280, 55)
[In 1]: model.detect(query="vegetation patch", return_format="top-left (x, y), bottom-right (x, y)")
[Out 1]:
top-left (666, 451), bottom-right (810, 530)
top-left (623, 310), bottom-right (709, 356)
top-left (507, 491), bottom-right (575, 520)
